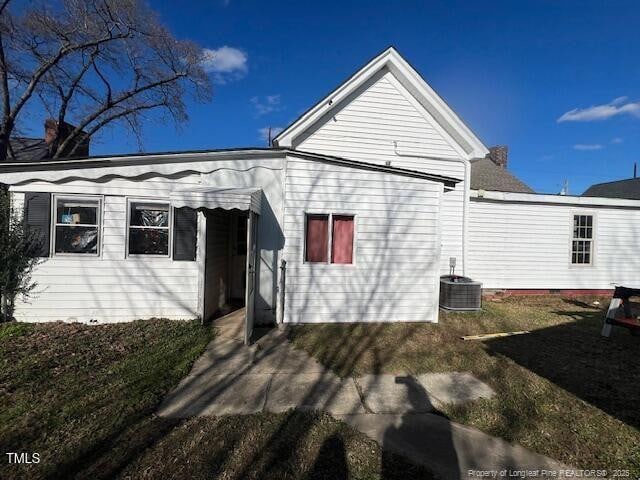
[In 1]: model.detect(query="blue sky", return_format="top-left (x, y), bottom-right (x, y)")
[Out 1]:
top-left (27, 0), bottom-right (640, 194)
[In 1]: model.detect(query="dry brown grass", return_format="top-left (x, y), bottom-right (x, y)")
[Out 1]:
top-left (288, 295), bottom-right (640, 474)
top-left (0, 320), bottom-right (435, 480)
top-left (120, 412), bottom-right (435, 480)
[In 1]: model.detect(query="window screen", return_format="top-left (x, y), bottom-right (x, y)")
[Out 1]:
top-left (305, 214), bottom-right (328, 263)
top-left (128, 202), bottom-right (170, 256)
top-left (331, 215), bottom-right (354, 264)
top-left (571, 215), bottom-right (593, 264)
top-left (54, 197), bottom-right (100, 255)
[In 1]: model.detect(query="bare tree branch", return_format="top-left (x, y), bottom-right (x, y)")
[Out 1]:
top-left (8, 29), bottom-right (134, 129)
top-left (0, 33), bottom-right (11, 129)
top-left (67, 100), bottom-right (164, 156)
top-left (0, 0), bottom-right (212, 161)
top-left (54, 70), bottom-right (187, 157)
top-left (56, 48), bottom-right (99, 125)
top-left (0, 0), bottom-right (12, 17)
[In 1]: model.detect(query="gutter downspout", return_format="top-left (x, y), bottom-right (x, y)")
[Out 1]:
top-left (393, 141), bottom-right (471, 276)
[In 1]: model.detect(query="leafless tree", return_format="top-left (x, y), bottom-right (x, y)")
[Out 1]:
top-left (0, 0), bottom-right (212, 160)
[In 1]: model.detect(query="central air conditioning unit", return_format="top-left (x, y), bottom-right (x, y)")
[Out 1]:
top-left (439, 275), bottom-right (482, 311)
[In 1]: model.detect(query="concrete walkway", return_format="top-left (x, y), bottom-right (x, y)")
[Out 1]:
top-left (157, 318), bottom-right (567, 478)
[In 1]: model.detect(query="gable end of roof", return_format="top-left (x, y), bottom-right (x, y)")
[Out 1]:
top-left (273, 46), bottom-right (489, 160)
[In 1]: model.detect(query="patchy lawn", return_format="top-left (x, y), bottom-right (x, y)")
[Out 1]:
top-left (288, 295), bottom-right (640, 475)
top-left (0, 320), bottom-right (434, 480)
top-left (120, 411), bottom-right (434, 480)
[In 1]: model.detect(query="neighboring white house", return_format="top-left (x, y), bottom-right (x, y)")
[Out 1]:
top-left (1, 47), bottom-right (639, 336)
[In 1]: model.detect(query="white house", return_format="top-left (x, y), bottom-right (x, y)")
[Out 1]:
top-left (2, 47), bottom-right (639, 341)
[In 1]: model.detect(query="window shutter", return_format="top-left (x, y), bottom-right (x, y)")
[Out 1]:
top-left (24, 192), bottom-right (51, 257)
top-left (173, 207), bottom-right (197, 261)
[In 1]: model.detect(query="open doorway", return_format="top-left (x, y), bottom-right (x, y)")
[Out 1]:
top-left (202, 208), bottom-right (258, 344)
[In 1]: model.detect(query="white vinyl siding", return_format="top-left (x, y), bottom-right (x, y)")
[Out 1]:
top-left (296, 70), bottom-right (466, 275)
top-left (296, 71), bottom-right (460, 161)
top-left (11, 193), bottom-right (199, 323)
top-left (468, 198), bottom-right (640, 289)
top-left (283, 155), bottom-right (443, 323)
top-left (8, 156), bottom-right (286, 324)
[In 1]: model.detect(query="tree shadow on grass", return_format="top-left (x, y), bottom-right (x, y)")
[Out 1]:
top-left (485, 311), bottom-right (640, 430)
top-left (309, 434), bottom-right (348, 479)
top-left (99, 410), bottom-right (437, 480)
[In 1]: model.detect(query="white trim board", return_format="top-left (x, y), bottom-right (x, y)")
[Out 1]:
top-left (471, 189), bottom-right (640, 209)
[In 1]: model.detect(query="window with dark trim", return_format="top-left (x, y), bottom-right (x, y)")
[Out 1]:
top-left (304, 213), bottom-right (355, 264)
top-left (53, 196), bottom-right (101, 255)
top-left (128, 201), bottom-right (171, 256)
top-left (571, 214), bottom-right (593, 264)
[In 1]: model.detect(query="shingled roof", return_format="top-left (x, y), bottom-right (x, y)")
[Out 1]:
top-left (470, 156), bottom-right (535, 193)
top-left (7, 137), bottom-right (50, 163)
top-left (582, 177), bottom-right (640, 200)
top-left (2, 120), bottom-right (90, 163)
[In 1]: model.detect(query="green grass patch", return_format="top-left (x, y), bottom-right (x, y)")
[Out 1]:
top-left (0, 322), bottom-right (34, 340)
top-left (288, 295), bottom-right (640, 474)
top-left (0, 319), bottom-right (212, 479)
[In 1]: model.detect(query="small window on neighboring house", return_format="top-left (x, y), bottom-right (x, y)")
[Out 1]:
top-left (571, 214), bottom-right (594, 264)
top-left (304, 213), bottom-right (355, 264)
top-left (128, 201), bottom-right (171, 256)
top-left (53, 196), bottom-right (101, 255)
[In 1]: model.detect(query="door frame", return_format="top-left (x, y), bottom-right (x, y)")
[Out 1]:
top-left (197, 208), bottom-right (258, 345)
top-left (197, 210), bottom-right (207, 322)
top-left (244, 210), bottom-right (258, 345)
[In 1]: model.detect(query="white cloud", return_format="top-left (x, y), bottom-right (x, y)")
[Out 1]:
top-left (573, 144), bottom-right (603, 151)
top-left (558, 97), bottom-right (640, 122)
top-left (611, 137), bottom-right (624, 144)
top-left (251, 95), bottom-right (283, 116)
top-left (201, 46), bottom-right (248, 83)
top-left (258, 126), bottom-right (283, 143)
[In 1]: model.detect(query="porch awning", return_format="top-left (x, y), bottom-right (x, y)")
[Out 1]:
top-left (170, 187), bottom-right (262, 214)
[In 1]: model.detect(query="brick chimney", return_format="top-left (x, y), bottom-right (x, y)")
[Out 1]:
top-left (44, 119), bottom-right (58, 145)
top-left (43, 119), bottom-right (90, 158)
top-left (487, 145), bottom-right (508, 169)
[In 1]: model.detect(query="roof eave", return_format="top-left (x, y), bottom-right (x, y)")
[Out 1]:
top-left (0, 148), bottom-right (286, 173)
top-left (0, 146), bottom-right (461, 188)
top-left (274, 47), bottom-right (395, 147)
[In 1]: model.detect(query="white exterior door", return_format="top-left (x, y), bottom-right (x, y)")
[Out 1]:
top-left (244, 211), bottom-right (258, 345)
